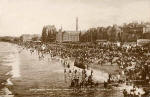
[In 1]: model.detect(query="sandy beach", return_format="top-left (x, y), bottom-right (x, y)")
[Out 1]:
top-left (0, 42), bottom-right (123, 97)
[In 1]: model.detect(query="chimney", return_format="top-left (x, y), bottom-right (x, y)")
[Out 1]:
top-left (60, 25), bottom-right (63, 31)
top-left (76, 17), bottom-right (78, 31)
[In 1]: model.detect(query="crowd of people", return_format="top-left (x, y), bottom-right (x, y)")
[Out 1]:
top-left (63, 63), bottom-right (98, 89)
top-left (17, 41), bottom-right (150, 97)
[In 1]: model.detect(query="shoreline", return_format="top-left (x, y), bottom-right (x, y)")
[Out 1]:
top-left (0, 42), bottom-right (147, 97)
top-left (0, 64), bottom-right (13, 96)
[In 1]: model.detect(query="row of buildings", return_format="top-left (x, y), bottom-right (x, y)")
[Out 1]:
top-left (80, 22), bottom-right (150, 42)
top-left (20, 19), bottom-right (150, 44)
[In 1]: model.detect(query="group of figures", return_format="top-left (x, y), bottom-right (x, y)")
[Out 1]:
top-left (17, 41), bottom-right (150, 97)
top-left (63, 61), bottom-right (99, 89)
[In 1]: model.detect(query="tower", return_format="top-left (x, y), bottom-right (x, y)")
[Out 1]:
top-left (76, 17), bottom-right (78, 31)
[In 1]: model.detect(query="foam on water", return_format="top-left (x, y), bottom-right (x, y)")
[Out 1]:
top-left (1, 87), bottom-right (13, 96)
top-left (11, 56), bottom-right (21, 78)
top-left (6, 78), bottom-right (13, 85)
top-left (1, 45), bottom-right (21, 78)
top-left (0, 43), bottom-right (20, 97)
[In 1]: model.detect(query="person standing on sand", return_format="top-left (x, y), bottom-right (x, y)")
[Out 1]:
top-left (68, 69), bottom-right (72, 82)
top-left (108, 73), bottom-right (112, 83)
top-left (64, 69), bottom-right (67, 83)
top-left (67, 63), bottom-right (70, 68)
top-left (123, 89), bottom-right (128, 97)
top-left (91, 70), bottom-right (93, 76)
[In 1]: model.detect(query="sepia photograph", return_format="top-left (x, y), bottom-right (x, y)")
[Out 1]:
top-left (0, 0), bottom-right (150, 97)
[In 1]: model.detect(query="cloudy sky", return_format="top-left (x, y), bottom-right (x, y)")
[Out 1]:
top-left (0, 0), bottom-right (150, 36)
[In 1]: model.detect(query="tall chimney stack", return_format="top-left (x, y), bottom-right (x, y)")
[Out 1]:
top-left (76, 17), bottom-right (78, 31)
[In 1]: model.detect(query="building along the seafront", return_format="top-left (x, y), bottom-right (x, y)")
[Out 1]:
top-left (56, 17), bottom-right (80, 43)
top-left (20, 34), bottom-right (41, 42)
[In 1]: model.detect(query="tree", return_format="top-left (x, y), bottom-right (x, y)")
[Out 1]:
top-left (41, 27), bottom-right (47, 43)
top-left (45, 25), bottom-right (57, 42)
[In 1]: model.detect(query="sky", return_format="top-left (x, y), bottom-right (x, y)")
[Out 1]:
top-left (0, 0), bottom-right (150, 36)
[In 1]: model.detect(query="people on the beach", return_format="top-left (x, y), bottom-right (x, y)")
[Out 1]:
top-left (18, 41), bottom-right (150, 95)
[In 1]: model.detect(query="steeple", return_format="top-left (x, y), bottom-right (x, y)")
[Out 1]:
top-left (76, 17), bottom-right (78, 31)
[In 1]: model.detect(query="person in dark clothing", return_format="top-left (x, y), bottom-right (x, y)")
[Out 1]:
top-left (67, 63), bottom-right (70, 68)
top-left (91, 70), bottom-right (93, 75)
top-left (104, 81), bottom-right (108, 88)
top-left (108, 73), bottom-right (112, 83)
top-left (123, 89), bottom-right (128, 97)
